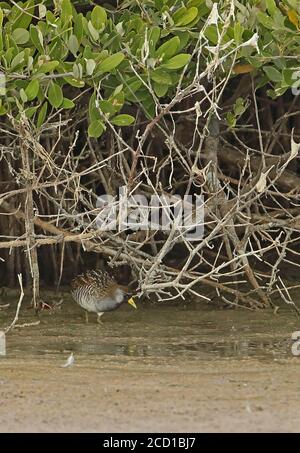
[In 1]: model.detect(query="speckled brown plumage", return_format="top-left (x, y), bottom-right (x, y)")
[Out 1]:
top-left (71, 269), bottom-right (136, 322)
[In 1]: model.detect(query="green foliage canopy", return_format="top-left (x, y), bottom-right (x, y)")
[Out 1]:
top-left (0, 0), bottom-right (299, 136)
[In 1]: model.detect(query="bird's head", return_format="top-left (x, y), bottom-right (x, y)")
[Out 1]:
top-left (115, 286), bottom-right (137, 309)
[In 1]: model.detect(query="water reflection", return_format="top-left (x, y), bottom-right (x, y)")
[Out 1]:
top-left (0, 300), bottom-right (297, 361)
top-left (62, 338), bottom-right (290, 359)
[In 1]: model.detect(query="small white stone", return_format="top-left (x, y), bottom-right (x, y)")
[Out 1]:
top-left (61, 352), bottom-right (75, 368)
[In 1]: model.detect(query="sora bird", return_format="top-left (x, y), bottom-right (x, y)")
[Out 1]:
top-left (71, 269), bottom-right (137, 323)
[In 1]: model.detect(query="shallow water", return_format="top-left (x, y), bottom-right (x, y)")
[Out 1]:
top-left (1, 297), bottom-right (300, 432)
top-left (0, 298), bottom-right (298, 361)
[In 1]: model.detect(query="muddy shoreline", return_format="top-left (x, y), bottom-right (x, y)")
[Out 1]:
top-left (1, 300), bottom-right (300, 432)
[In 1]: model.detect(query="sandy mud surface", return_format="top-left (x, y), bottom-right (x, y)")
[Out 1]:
top-left (1, 299), bottom-right (300, 432)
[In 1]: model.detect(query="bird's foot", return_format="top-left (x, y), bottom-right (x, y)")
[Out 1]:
top-left (85, 312), bottom-right (89, 324)
top-left (97, 313), bottom-right (104, 324)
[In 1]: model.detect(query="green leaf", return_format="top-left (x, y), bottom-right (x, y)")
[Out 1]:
top-left (263, 66), bottom-right (282, 82)
top-left (25, 106), bottom-right (39, 118)
top-left (162, 54), bottom-right (191, 70)
top-left (61, 0), bottom-right (73, 24)
top-left (30, 25), bottom-right (44, 53)
top-left (187, 0), bottom-right (205, 7)
top-left (0, 104), bottom-right (7, 115)
top-left (0, 9), bottom-right (3, 51)
top-left (174, 7), bottom-right (198, 26)
top-left (48, 82), bottom-right (63, 108)
top-left (68, 34), bottom-right (79, 56)
top-left (113, 85), bottom-right (123, 96)
top-left (99, 100), bottom-right (115, 115)
top-left (87, 20), bottom-right (99, 41)
top-left (266, 85), bottom-right (288, 99)
top-left (234, 97), bottom-right (247, 116)
top-left (86, 59), bottom-right (96, 76)
top-left (149, 26), bottom-right (160, 56)
top-left (37, 102), bottom-right (48, 128)
top-left (143, 96), bottom-right (155, 118)
top-left (20, 88), bottom-right (27, 103)
top-left (12, 28), bottom-right (30, 45)
top-left (5, 48), bottom-right (14, 67)
top-left (35, 61), bottom-right (60, 74)
top-left (62, 98), bottom-right (75, 109)
top-left (124, 78), bottom-right (143, 98)
top-left (176, 31), bottom-right (190, 52)
top-left (172, 6), bottom-right (187, 23)
top-left (74, 13), bottom-right (84, 41)
top-left (150, 69), bottom-right (172, 85)
top-left (257, 11), bottom-right (274, 29)
top-left (25, 79), bottom-right (39, 101)
top-left (226, 112), bottom-right (236, 128)
top-left (91, 5), bottom-right (107, 30)
top-left (111, 114), bottom-right (135, 126)
top-left (154, 0), bottom-right (164, 8)
top-left (64, 77), bottom-right (85, 88)
top-left (73, 63), bottom-right (83, 79)
top-left (156, 36), bottom-right (180, 60)
top-left (234, 22), bottom-right (243, 45)
top-left (89, 93), bottom-right (101, 122)
top-left (110, 92), bottom-right (124, 112)
top-left (204, 25), bottom-right (219, 44)
top-left (10, 51), bottom-right (25, 70)
top-left (266, 0), bottom-right (277, 16)
top-left (153, 82), bottom-right (168, 97)
top-left (13, 0), bottom-right (34, 29)
top-left (100, 52), bottom-right (124, 73)
top-left (38, 4), bottom-right (47, 19)
top-left (46, 10), bottom-right (57, 25)
top-left (88, 120), bottom-right (105, 138)
top-left (283, 68), bottom-right (295, 86)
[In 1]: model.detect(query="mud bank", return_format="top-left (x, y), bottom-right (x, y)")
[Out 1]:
top-left (1, 300), bottom-right (300, 432)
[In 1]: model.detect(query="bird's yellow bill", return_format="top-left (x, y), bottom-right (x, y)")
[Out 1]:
top-left (128, 297), bottom-right (137, 309)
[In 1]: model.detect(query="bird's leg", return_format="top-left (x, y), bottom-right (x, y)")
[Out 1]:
top-left (97, 312), bottom-right (104, 324)
top-left (85, 311), bottom-right (89, 324)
